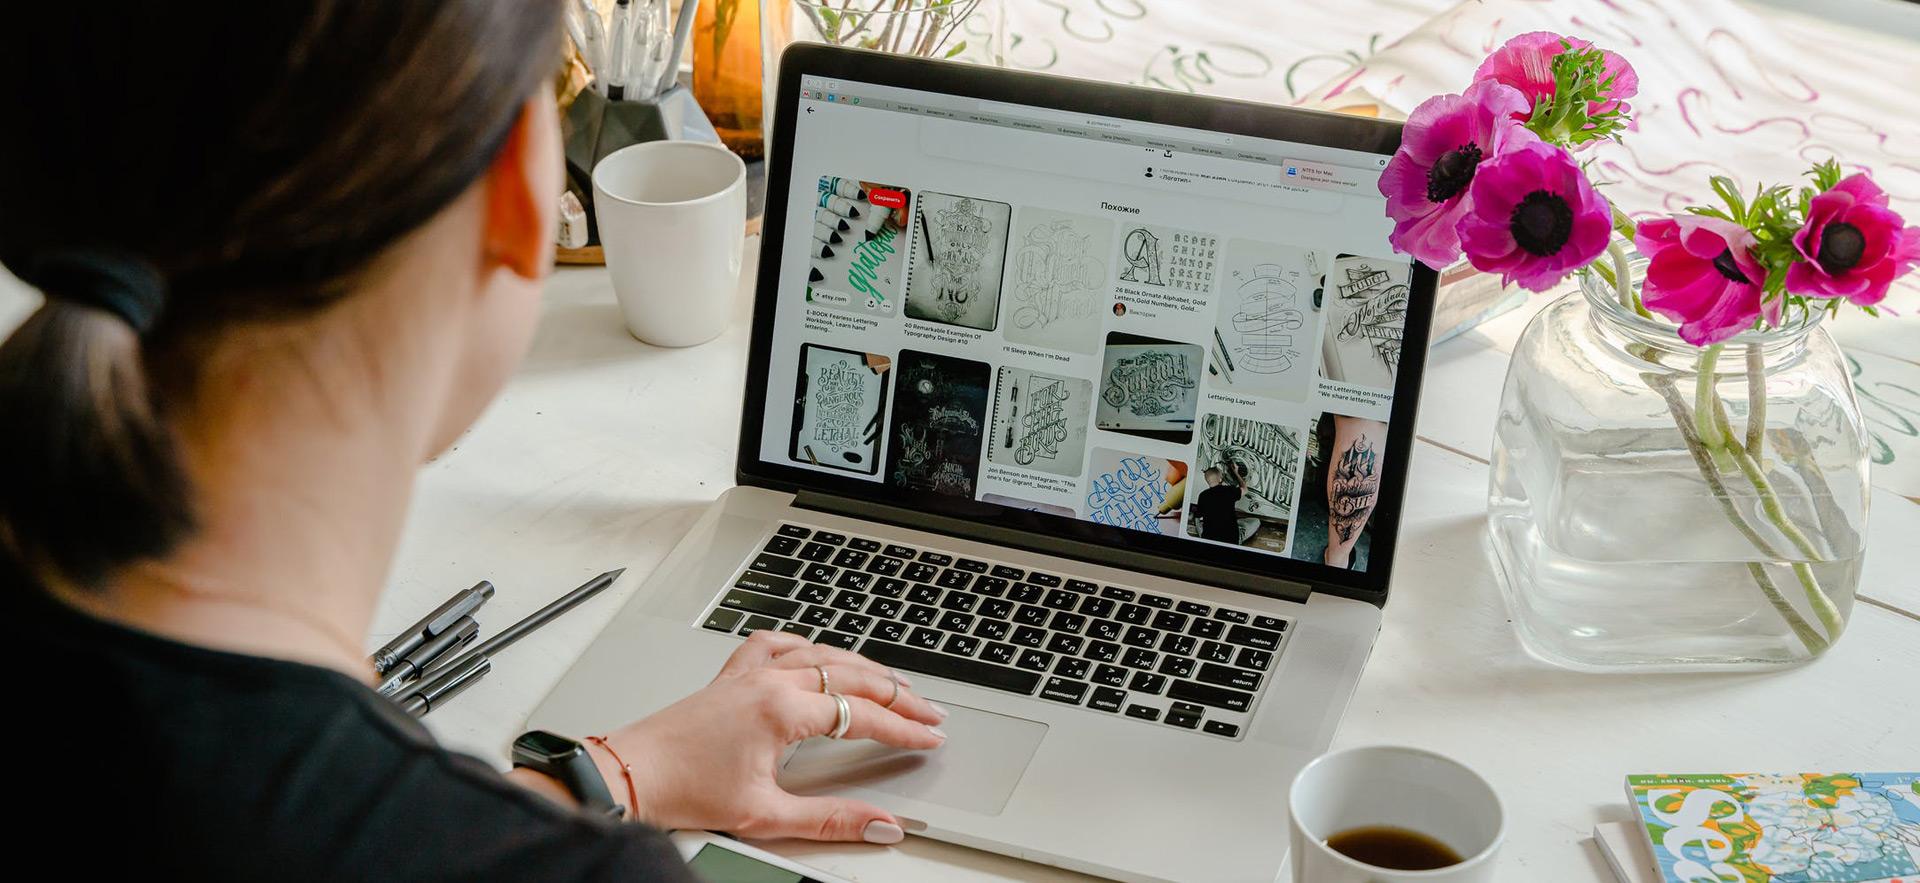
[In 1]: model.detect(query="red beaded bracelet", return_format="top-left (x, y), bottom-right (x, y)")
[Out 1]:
top-left (584, 735), bottom-right (640, 820)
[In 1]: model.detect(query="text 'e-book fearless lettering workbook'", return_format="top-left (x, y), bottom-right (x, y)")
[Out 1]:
top-left (759, 77), bottom-right (1415, 573)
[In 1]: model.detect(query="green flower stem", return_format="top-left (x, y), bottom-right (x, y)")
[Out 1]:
top-left (1606, 238), bottom-right (1648, 318)
top-left (1717, 426), bottom-right (1845, 636)
top-left (1745, 344), bottom-right (1766, 458)
top-left (1646, 374), bottom-right (1828, 653)
top-left (1695, 345), bottom-right (1737, 473)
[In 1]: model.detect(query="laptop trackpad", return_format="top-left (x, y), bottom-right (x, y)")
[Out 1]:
top-left (778, 703), bottom-right (1046, 816)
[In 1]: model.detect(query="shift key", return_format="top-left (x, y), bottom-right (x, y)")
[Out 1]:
top-left (1168, 679), bottom-right (1253, 712)
top-left (720, 589), bottom-right (800, 620)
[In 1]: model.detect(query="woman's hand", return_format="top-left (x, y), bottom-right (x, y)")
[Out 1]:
top-left (594, 630), bottom-right (947, 843)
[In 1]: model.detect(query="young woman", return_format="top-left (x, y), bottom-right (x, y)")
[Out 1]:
top-left (0, 3), bottom-right (944, 877)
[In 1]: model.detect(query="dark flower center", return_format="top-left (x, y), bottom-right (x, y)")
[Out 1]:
top-left (1509, 190), bottom-right (1574, 256)
top-left (1424, 143), bottom-right (1483, 203)
top-left (1711, 248), bottom-right (1752, 284)
top-left (1816, 222), bottom-right (1866, 275)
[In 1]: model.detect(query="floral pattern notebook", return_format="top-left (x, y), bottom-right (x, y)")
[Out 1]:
top-left (1627, 773), bottom-right (1920, 883)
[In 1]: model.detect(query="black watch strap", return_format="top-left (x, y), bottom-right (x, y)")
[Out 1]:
top-left (512, 730), bottom-right (624, 819)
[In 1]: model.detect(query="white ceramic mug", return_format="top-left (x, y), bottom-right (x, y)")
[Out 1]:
top-left (591, 141), bottom-right (746, 347)
top-left (1288, 746), bottom-right (1505, 882)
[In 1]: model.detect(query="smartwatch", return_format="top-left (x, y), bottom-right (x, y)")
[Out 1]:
top-left (512, 730), bottom-right (625, 819)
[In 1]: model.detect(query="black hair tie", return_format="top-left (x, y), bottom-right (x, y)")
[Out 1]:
top-left (28, 249), bottom-right (167, 335)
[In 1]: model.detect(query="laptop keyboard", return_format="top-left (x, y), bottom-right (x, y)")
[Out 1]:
top-left (695, 523), bottom-right (1291, 740)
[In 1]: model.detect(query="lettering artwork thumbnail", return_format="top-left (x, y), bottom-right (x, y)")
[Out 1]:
top-left (788, 344), bottom-right (891, 475)
top-left (885, 350), bottom-right (992, 498)
top-left (1004, 207), bottom-right (1112, 355)
top-left (1096, 332), bottom-right (1203, 444)
top-left (1319, 253), bottom-right (1412, 391)
top-left (906, 191), bottom-right (1013, 331)
top-left (805, 177), bottom-right (912, 318)
top-left (1209, 241), bottom-right (1324, 403)
top-left (987, 366), bottom-right (1093, 478)
top-left (1118, 223), bottom-right (1217, 293)
top-left (1185, 414), bottom-right (1302, 552)
top-left (1085, 449), bottom-right (1186, 537)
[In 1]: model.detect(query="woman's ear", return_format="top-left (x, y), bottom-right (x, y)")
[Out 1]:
top-left (482, 95), bottom-right (561, 281)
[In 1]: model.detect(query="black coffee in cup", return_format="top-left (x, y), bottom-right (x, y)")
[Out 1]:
top-left (1325, 825), bottom-right (1463, 870)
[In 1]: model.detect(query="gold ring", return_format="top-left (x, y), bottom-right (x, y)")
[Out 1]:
top-left (815, 664), bottom-right (830, 694)
top-left (884, 673), bottom-right (902, 708)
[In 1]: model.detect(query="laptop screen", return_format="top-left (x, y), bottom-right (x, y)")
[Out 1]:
top-left (746, 56), bottom-right (1428, 597)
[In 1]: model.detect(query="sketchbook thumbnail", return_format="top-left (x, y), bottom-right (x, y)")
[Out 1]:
top-left (805, 176), bottom-right (911, 318)
top-left (885, 350), bottom-right (991, 498)
top-left (905, 191), bottom-right (1012, 331)
top-left (1003, 207), bottom-right (1112, 355)
top-left (987, 366), bottom-right (1092, 478)
top-left (788, 343), bottom-right (890, 474)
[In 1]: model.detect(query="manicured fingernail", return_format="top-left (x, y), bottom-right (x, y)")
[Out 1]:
top-left (927, 725), bottom-right (947, 741)
top-left (930, 702), bottom-right (950, 721)
top-left (863, 820), bottom-right (905, 844)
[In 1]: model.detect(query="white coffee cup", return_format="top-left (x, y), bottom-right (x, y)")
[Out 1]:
top-left (591, 141), bottom-right (746, 347)
top-left (1289, 746), bottom-right (1505, 882)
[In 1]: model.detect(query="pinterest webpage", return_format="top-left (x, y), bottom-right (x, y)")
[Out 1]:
top-left (756, 76), bottom-right (1416, 572)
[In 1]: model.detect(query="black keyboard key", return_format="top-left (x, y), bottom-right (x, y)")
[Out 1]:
top-left (936, 568), bottom-right (974, 590)
top-left (943, 634), bottom-right (981, 657)
top-left (1065, 579), bottom-right (1098, 593)
top-left (735, 571), bottom-right (798, 597)
top-left (1101, 586), bottom-right (1136, 602)
top-left (801, 562), bottom-right (838, 584)
top-left (1200, 641), bottom-right (1234, 663)
top-left (831, 591), bottom-right (867, 611)
top-left (974, 619), bottom-right (1010, 640)
top-left (1048, 612), bottom-right (1086, 634)
top-left (1047, 634), bottom-right (1083, 655)
top-left (1055, 657), bottom-right (1091, 679)
top-left (938, 611), bottom-right (975, 634)
top-left (1226, 624), bottom-right (1282, 651)
top-left (990, 564), bottom-right (1026, 580)
top-left (1151, 610), bottom-right (1188, 632)
top-left (865, 556), bottom-right (904, 577)
top-left (1011, 625), bottom-right (1047, 647)
top-left (940, 592), bottom-right (977, 612)
top-left (797, 583), bottom-right (833, 605)
top-left (749, 553), bottom-right (805, 577)
top-left (835, 613), bottom-right (874, 635)
top-left (1088, 686), bottom-right (1127, 712)
top-left (1088, 618), bottom-right (1124, 642)
top-left (1204, 721), bottom-right (1240, 738)
top-left (776, 524), bottom-right (811, 539)
top-left (1159, 655), bottom-right (1196, 678)
top-left (832, 548), bottom-right (870, 569)
top-left (871, 578), bottom-right (908, 598)
top-left (904, 562), bottom-right (940, 583)
top-left (1125, 704), bottom-right (1160, 721)
top-left (1027, 572), bottom-right (1062, 588)
top-left (1176, 600), bottom-right (1211, 616)
top-left (873, 621), bottom-right (907, 643)
top-left (903, 604), bottom-right (938, 626)
top-left (908, 627), bottom-right (943, 649)
top-left (1162, 634), bottom-right (1197, 656)
top-left (856, 642), bottom-right (1047, 695)
top-left (866, 597), bottom-right (902, 619)
top-left (980, 642), bottom-right (1017, 665)
top-left (1165, 708), bottom-right (1202, 729)
top-left (764, 536), bottom-right (801, 557)
top-left (1123, 626), bottom-right (1160, 648)
top-left (955, 558), bottom-right (989, 573)
top-left (702, 608), bottom-right (744, 632)
top-left (1041, 677), bottom-right (1088, 704)
top-left (1016, 649), bottom-right (1054, 672)
top-left (1084, 641), bottom-right (1120, 663)
top-left (721, 589), bottom-right (800, 620)
top-left (798, 542), bottom-right (836, 562)
top-left (781, 622), bottom-right (815, 638)
top-left (812, 531), bottom-right (847, 546)
top-left (1117, 604), bottom-right (1151, 625)
top-left (1168, 679), bottom-right (1253, 712)
top-left (918, 552), bottom-right (953, 566)
top-left (801, 605), bottom-right (837, 628)
top-left (1189, 618), bottom-right (1225, 640)
top-left (1015, 605), bottom-right (1050, 626)
top-left (971, 576), bottom-right (1009, 597)
top-left (1254, 615), bottom-right (1288, 632)
top-left (817, 631), bottom-right (859, 650)
top-left (884, 544), bottom-right (918, 559)
top-left (1139, 593), bottom-right (1172, 609)
top-left (1009, 583), bottom-right (1044, 604)
top-left (1122, 647), bottom-right (1158, 670)
top-left (1171, 701), bottom-right (1204, 716)
top-left (1043, 589), bottom-right (1079, 611)
top-left (1197, 662), bottom-right (1262, 692)
top-left (1097, 663), bottom-right (1134, 687)
top-left (980, 598), bottom-right (1014, 620)
top-left (1129, 671), bottom-right (1168, 694)
top-left (1079, 596), bottom-right (1116, 618)
top-left (1213, 608), bottom-right (1249, 624)
top-left (907, 584), bottom-right (942, 605)
top-left (848, 537), bottom-right (882, 553)
top-left (1237, 648), bottom-right (1274, 671)
top-left (737, 614), bottom-right (779, 635)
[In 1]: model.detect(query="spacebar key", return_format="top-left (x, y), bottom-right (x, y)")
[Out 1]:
top-left (859, 641), bottom-right (1043, 695)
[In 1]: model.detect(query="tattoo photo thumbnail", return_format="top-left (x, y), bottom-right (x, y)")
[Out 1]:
top-left (1286, 411), bottom-right (1388, 572)
top-left (788, 344), bottom-right (891, 475)
top-left (805, 176), bottom-right (912, 318)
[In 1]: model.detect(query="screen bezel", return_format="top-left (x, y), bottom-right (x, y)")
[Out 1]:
top-left (737, 44), bottom-right (1436, 607)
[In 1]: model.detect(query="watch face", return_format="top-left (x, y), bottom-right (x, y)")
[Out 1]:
top-left (517, 730), bottom-right (579, 759)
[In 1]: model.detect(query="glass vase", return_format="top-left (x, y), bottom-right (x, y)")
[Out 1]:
top-left (1488, 246), bottom-right (1870, 670)
top-left (695, 0), bottom-right (785, 160)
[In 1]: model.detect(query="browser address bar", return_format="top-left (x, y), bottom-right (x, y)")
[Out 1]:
top-left (972, 99), bottom-right (1237, 146)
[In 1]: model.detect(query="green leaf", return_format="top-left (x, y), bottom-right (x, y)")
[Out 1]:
top-left (944, 40), bottom-right (968, 58)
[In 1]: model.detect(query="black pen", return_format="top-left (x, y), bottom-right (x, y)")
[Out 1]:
top-left (375, 616), bottom-right (479, 696)
top-left (395, 569), bottom-right (623, 713)
top-left (369, 581), bottom-right (495, 675)
top-left (397, 653), bottom-right (492, 717)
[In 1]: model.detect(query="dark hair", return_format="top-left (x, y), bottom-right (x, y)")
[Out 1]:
top-left (0, 2), bottom-right (563, 587)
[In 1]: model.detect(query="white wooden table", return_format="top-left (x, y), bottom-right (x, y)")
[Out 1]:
top-left (362, 241), bottom-right (1919, 883)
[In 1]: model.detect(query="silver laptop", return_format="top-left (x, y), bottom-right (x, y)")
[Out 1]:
top-left (532, 45), bottom-right (1435, 883)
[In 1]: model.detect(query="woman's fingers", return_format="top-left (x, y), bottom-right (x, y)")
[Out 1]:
top-left (734, 789), bottom-right (906, 844)
top-left (781, 663), bottom-right (945, 726)
top-left (765, 643), bottom-right (913, 688)
top-left (715, 629), bottom-right (813, 679)
top-left (801, 691), bottom-right (946, 750)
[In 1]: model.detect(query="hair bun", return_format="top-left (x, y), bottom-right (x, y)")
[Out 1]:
top-left (27, 250), bottom-right (166, 335)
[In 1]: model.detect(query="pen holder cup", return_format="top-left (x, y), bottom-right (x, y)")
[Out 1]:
top-left (562, 84), bottom-right (721, 256)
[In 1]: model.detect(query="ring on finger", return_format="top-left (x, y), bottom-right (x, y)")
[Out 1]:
top-left (884, 672), bottom-right (901, 709)
top-left (828, 692), bottom-right (852, 740)
top-left (814, 664), bottom-right (830, 694)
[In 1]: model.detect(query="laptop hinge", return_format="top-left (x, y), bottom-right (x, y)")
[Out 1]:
top-left (792, 490), bottom-right (1314, 604)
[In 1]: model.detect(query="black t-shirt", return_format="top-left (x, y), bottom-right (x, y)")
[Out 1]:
top-left (1, 560), bottom-right (694, 881)
top-left (1194, 484), bottom-right (1243, 543)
